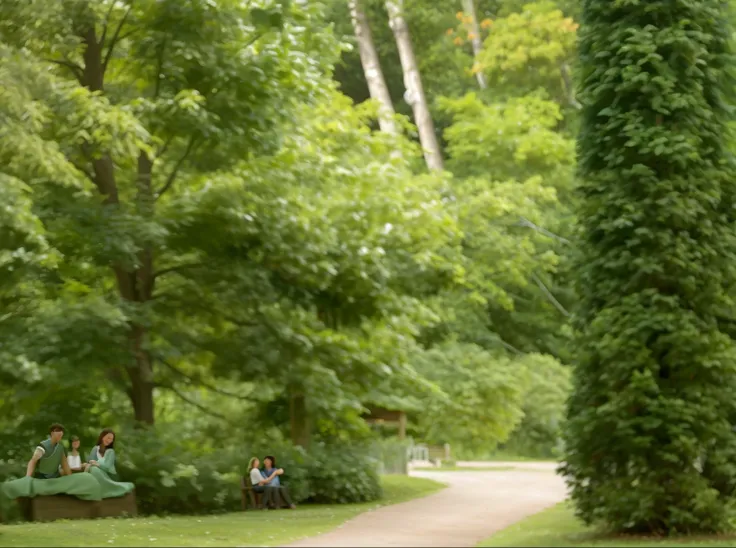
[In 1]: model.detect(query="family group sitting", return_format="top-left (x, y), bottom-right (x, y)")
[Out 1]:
top-left (0, 423), bottom-right (136, 503)
top-left (248, 455), bottom-right (296, 509)
top-left (28, 424), bottom-right (122, 481)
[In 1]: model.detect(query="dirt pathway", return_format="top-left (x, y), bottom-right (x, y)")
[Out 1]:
top-left (287, 466), bottom-right (567, 547)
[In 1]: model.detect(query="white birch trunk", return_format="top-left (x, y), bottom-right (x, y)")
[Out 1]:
top-left (462, 0), bottom-right (487, 90)
top-left (349, 0), bottom-right (398, 134)
top-left (385, 0), bottom-right (444, 171)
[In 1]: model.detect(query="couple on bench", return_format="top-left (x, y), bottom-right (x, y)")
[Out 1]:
top-left (248, 455), bottom-right (296, 509)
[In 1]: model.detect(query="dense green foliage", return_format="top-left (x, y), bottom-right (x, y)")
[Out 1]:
top-left (561, 0), bottom-right (736, 535)
top-left (0, 0), bottom-right (581, 514)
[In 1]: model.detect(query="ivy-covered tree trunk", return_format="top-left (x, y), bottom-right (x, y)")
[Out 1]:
top-left (80, 24), bottom-right (156, 425)
top-left (562, 0), bottom-right (736, 535)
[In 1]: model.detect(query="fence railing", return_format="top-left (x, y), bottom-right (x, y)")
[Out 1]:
top-left (371, 438), bottom-right (410, 475)
top-left (371, 440), bottom-right (453, 474)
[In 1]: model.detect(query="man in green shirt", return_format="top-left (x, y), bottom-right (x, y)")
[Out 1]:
top-left (26, 423), bottom-right (72, 479)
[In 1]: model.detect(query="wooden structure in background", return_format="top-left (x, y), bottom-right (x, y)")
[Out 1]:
top-left (362, 405), bottom-right (407, 439)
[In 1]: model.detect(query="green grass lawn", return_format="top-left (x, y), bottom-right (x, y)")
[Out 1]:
top-left (480, 502), bottom-right (736, 547)
top-left (480, 453), bottom-right (557, 463)
top-left (0, 475), bottom-right (445, 547)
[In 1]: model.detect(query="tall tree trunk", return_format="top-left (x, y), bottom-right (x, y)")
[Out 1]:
top-left (384, 0), bottom-right (444, 171)
top-left (79, 24), bottom-right (156, 425)
top-left (349, 0), bottom-right (397, 134)
top-left (462, 0), bottom-right (487, 90)
top-left (289, 389), bottom-right (311, 449)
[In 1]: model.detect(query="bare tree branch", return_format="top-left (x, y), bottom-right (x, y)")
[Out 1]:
top-left (116, 28), bottom-right (142, 43)
top-left (156, 135), bottom-right (174, 159)
top-left (495, 337), bottom-right (523, 355)
top-left (159, 384), bottom-right (237, 424)
top-left (155, 137), bottom-right (198, 199)
top-left (45, 58), bottom-right (84, 83)
top-left (151, 296), bottom-right (260, 330)
top-left (518, 217), bottom-right (571, 245)
top-left (153, 262), bottom-right (204, 280)
top-left (532, 272), bottom-right (570, 317)
top-left (102, 0), bottom-right (135, 77)
top-left (157, 358), bottom-right (254, 402)
top-left (100, 0), bottom-right (118, 45)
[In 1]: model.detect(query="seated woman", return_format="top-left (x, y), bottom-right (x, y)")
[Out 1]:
top-left (248, 457), bottom-right (277, 510)
top-left (262, 455), bottom-right (296, 509)
top-left (85, 428), bottom-right (134, 498)
top-left (67, 435), bottom-right (84, 473)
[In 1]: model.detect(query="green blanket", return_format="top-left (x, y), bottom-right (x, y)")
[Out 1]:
top-left (87, 467), bottom-right (135, 499)
top-left (1, 470), bottom-right (135, 505)
top-left (1, 475), bottom-right (103, 502)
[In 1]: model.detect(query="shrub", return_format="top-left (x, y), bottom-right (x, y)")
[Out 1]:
top-left (116, 426), bottom-right (241, 516)
top-left (307, 441), bottom-right (382, 504)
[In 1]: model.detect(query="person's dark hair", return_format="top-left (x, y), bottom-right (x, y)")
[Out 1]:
top-left (49, 423), bottom-right (65, 434)
top-left (71, 435), bottom-right (79, 442)
top-left (264, 455), bottom-right (276, 468)
top-left (96, 428), bottom-right (115, 456)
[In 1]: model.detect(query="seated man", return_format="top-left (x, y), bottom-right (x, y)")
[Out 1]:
top-left (26, 423), bottom-right (72, 479)
top-left (262, 455), bottom-right (296, 509)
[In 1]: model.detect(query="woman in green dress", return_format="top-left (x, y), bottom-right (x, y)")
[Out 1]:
top-left (85, 428), bottom-right (134, 498)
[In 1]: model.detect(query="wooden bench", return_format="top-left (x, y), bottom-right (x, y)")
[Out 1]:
top-left (240, 476), bottom-right (261, 510)
top-left (240, 477), bottom-right (290, 511)
top-left (18, 491), bottom-right (137, 522)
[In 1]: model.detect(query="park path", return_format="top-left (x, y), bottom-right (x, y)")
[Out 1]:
top-left (287, 463), bottom-right (567, 547)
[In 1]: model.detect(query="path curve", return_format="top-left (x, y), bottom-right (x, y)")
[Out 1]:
top-left (287, 465), bottom-right (567, 547)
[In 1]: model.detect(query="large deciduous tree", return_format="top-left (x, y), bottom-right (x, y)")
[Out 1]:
top-left (562, 0), bottom-right (736, 534)
top-left (0, 0), bottom-right (333, 425)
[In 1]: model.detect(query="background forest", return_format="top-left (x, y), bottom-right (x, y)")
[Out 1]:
top-left (1, 0), bottom-right (582, 514)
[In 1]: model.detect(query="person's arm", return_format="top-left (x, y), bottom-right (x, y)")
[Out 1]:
top-left (261, 468), bottom-right (283, 484)
top-left (258, 469), bottom-right (271, 485)
top-left (251, 469), bottom-right (267, 486)
top-left (25, 447), bottom-right (43, 477)
top-left (87, 447), bottom-right (98, 466)
top-left (60, 453), bottom-right (72, 476)
top-left (97, 449), bottom-right (116, 475)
